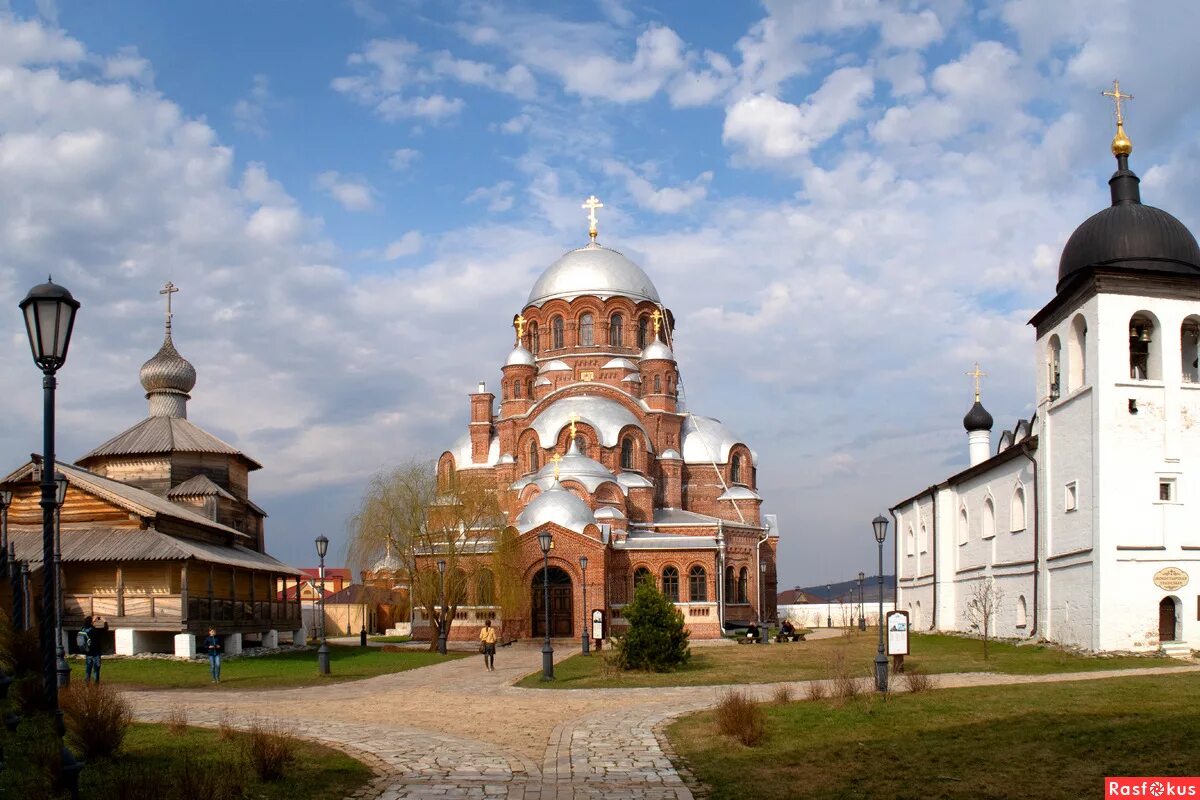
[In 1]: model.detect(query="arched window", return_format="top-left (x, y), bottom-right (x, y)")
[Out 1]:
top-left (528, 321), bottom-right (539, 354)
top-left (552, 316), bottom-right (564, 349)
top-left (958, 507), bottom-right (969, 545)
top-left (609, 313), bottom-right (623, 347)
top-left (529, 441), bottom-right (540, 472)
top-left (905, 527), bottom-right (915, 556)
top-left (737, 567), bottom-right (749, 603)
top-left (919, 524), bottom-right (928, 553)
top-left (620, 438), bottom-right (634, 470)
top-left (1010, 486), bottom-right (1026, 532)
top-left (731, 455), bottom-right (743, 484)
top-left (574, 434), bottom-right (587, 455)
top-left (633, 566), bottom-right (652, 589)
top-left (579, 313), bottom-right (594, 346)
top-left (1182, 318), bottom-right (1200, 383)
top-left (983, 497), bottom-right (996, 539)
top-left (724, 566), bottom-right (735, 601)
top-left (1068, 314), bottom-right (1086, 391)
top-left (654, 375), bottom-right (662, 393)
top-left (1047, 334), bottom-right (1062, 400)
top-left (1016, 595), bottom-right (1028, 628)
top-left (476, 569), bottom-right (495, 605)
top-left (1129, 312), bottom-right (1160, 380)
top-left (662, 566), bottom-right (680, 601)
top-left (513, 380), bottom-right (522, 399)
top-left (450, 569), bottom-right (468, 605)
top-left (637, 316), bottom-right (649, 348)
top-left (527, 379), bottom-right (534, 397)
top-left (689, 565), bottom-right (708, 601)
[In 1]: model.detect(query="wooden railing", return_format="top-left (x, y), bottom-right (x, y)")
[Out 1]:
top-left (62, 594), bottom-right (299, 626)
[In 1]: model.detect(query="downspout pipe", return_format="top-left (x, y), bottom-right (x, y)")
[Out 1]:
top-left (754, 527), bottom-right (770, 622)
top-left (930, 487), bottom-right (938, 630)
top-left (1019, 442), bottom-right (1039, 638)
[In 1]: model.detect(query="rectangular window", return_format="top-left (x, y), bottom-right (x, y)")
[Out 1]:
top-left (1157, 476), bottom-right (1179, 504)
top-left (1065, 482), bottom-right (1078, 512)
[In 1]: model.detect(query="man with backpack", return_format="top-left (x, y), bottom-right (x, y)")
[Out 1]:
top-left (78, 615), bottom-right (106, 684)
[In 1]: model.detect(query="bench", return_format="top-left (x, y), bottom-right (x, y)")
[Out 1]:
top-left (735, 636), bottom-right (757, 645)
top-left (774, 632), bottom-right (806, 643)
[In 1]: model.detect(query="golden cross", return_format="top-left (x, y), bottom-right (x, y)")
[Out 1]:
top-left (582, 195), bottom-right (603, 241)
top-left (651, 309), bottom-right (662, 337)
top-left (1102, 79), bottom-right (1133, 125)
top-left (160, 281), bottom-right (179, 331)
top-left (966, 362), bottom-right (987, 401)
top-left (567, 412), bottom-right (580, 441)
top-left (550, 453), bottom-right (563, 481)
top-left (514, 313), bottom-right (527, 343)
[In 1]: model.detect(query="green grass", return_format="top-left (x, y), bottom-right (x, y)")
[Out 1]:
top-left (98, 644), bottom-right (463, 690)
top-left (668, 673), bottom-right (1200, 800)
top-left (369, 634), bottom-right (412, 643)
top-left (80, 723), bottom-right (371, 800)
top-left (517, 632), bottom-right (1183, 689)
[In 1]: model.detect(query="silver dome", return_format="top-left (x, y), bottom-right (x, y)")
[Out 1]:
top-left (681, 415), bottom-right (743, 465)
top-left (660, 448), bottom-right (682, 460)
top-left (718, 486), bottom-right (761, 501)
top-left (516, 482), bottom-right (595, 534)
top-left (539, 359), bottom-right (571, 373)
top-left (531, 438), bottom-right (620, 493)
top-left (602, 358), bottom-right (638, 370)
top-left (527, 243), bottom-right (661, 306)
top-left (641, 340), bottom-right (674, 361)
top-left (449, 431), bottom-right (500, 469)
top-left (140, 333), bottom-right (197, 395)
top-left (505, 345), bottom-right (536, 367)
top-left (529, 394), bottom-right (652, 450)
top-left (370, 551), bottom-right (404, 573)
top-left (616, 471), bottom-right (654, 489)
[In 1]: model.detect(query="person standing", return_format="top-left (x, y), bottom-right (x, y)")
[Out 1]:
top-left (79, 615), bottom-right (106, 684)
top-left (479, 619), bottom-right (497, 671)
top-left (203, 628), bottom-right (223, 683)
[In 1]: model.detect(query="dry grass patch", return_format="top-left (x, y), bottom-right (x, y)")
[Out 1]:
top-left (770, 684), bottom-right (793, 704)
top-left (60, 682), bottom-right (133, 759)
top-left (244, 718), bottom-right (298, 781)
top-left (714, 689), bottom-right (766, 747)
top-left (901, 667), bottom-right (934, 693)
top-left (804, 679), bottom-right (828, 701)
top-left (164, 706), bottom-right (189, 735)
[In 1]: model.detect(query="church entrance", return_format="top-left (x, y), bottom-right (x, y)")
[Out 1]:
top-left (532, 567), bottom-right (573, 638)
top-left (1159, 597), bottom-right (1177, 642)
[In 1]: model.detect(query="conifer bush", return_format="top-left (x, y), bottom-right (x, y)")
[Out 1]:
top-left (613, 579), bottom-right (690, 672)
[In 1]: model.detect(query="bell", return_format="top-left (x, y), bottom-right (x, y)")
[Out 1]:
top-left (1140, 328), bottom-right (1152, 343)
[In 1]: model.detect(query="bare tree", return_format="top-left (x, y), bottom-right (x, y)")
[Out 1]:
top-left (347, 460), bottom-right (514, 650)
top-left (964, 579), bottom-right (1005, 659)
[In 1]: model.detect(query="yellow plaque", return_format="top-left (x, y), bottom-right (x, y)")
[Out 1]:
top-left (580, 371), bottom-right (595, 381)
top-left (1153, 567), bottom-right (1189, 592)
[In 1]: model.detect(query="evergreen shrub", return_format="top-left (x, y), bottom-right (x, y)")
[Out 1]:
top-left (613, 579), bottom-right (690, 672)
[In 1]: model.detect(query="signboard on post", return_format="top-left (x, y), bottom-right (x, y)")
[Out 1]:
top-left (591, 609), bottom-right (604, 641)
top-left (886, 610), bottom-right (910, 656)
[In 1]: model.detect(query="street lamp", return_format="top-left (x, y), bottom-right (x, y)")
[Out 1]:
top-left (19, 277), bottom-right (81, 798)
top-left (436, 559), bottom-right (447, 655)
top-left (0, 488), bottom-right (11, 559)
top-left (1, 490), bottom-right (14, 629)
top-left (538, 530), bottom-right (554, 680)
top-left (54, 473), bottom-right (69, 688)
top-left (857, 571), bottom-right (866, 631)
top-left (579, 555), bottom-right (589, 656)
top-left (826, 584), bottom-right (832, 628)
top-left (872, 514), bottom-right (889, 692)
top-left (315, 534), bottom-right (330, 675)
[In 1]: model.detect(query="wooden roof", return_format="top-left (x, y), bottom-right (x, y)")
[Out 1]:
top-left (77, 415), bottom-right (262, 470)
top-left (167, 474), bottom-right (236, 500)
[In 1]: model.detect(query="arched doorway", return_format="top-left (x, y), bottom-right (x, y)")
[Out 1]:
top-left (1159, 597), bottom-right (1178, 642)
top-left (532, 566), bottom-right (573, 638)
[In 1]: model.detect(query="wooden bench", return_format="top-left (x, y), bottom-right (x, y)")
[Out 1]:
top-left (735, 636), bottom-right (757, 644)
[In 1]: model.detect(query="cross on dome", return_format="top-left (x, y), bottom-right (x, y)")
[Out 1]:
top-left (160, 281), bottom-right (179, 333)
top-left (582, 195), bottom-right (603, 241)
top-left (1103, 79), bottom-right (1133, 124)
top-left (651, 309), bottom-right (662, 337)
top-left (550, 452), bottom-right (563, 481)
top-left (966, 362), bottom-right (987, 401)
top-left (567, 412), bottom-right (580, 440)
top-left (514, 313), bottom-right (527, 343)
top-left (1102, 79), bottom-right (1134, 156)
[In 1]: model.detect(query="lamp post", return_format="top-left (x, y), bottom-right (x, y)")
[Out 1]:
top-left (54, 473), bottom-right (69, 687)
top-left (19, 277), bottom-right (81, 798)
top-left (826, 584), bottom-right (832, 628)
top-left (579, 555), bottom-right (589, 656)
top-left (0, 488), bottom-right (11, 560)
top-left (538, 530), bottom-right (554, 680)
top-left (1, 490), bottom-right (14, 630)
top-left (315, 535), bottom-right (330, 675)
top-left (872, 514), bottom-right (889, 692)
top-left (857, 571), bottom-right (866, 631)
top-left (436, 559), bottom-right (447, 655)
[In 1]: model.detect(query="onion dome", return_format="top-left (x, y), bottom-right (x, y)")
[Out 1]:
top-left (527, 242), bottom-right (660, 306)
top-left (532, 438), bottom-right (618, 492)
top-left (505, 345), bottom-right (536, 367)
top-left (594, 505), bottom-right (626, 523)
top-left (140, 333), bottom-right (197, 395)
top-left (1057, 134), bottom-right (1200, 293)
top-left (641, 339), bottom-right (674, 361)
top-left (963, 400), bottom-right (994, 432)
top-left (516, 480), bottom-right (595, 534)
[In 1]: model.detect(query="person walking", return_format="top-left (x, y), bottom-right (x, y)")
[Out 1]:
top-left (203, 628), bottom-right (223, 683)
top-left (79, 615), bottom-right (106, 684)
top-left (479, 619), bottom-right (497, 671)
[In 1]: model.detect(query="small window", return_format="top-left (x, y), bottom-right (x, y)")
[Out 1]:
top-left (633, 566), bottom-right (652, 589)
top-left (737, 567), bottom-right (749, 604)
top-left (579, 313), bottom-right (594, 346)
top-left (688, 565), bottom-right (708, 601)
top-left (1016, 595), bottom-right (1027, 628)
top-left (637, 316), bottom-right (649, 348)
top-left (529, 441), bottom-right (540, 471)
top-left (609, 314), bottom-right (623, 347)
top-left (1010, 486), bottom-right (1027, 531)
top-left (1182, 319), bottom-right (1200, 383)
top-left (905, 527), bottom-right (915, 556)
top-left (654, 375), bottom-right (662, 393)
top-left (1065, 482), bottom-right (1078, 512)
top-left (731, 455), bottom-right (742, 484)
top-left (958, 508), bottom-right (968, 545)
top-left (919, 525), bottom-right (928, 553)
top-left (982, 498), bottom-right (996, 539)
top-left (724, 566), bottom-right (734, 601)
top-left (528, 321), bottom-right (539, 354)
top-left (662, 566), bottom-right (679, 601)
top-left (620, 438), bottom-right (634, 470)
top-left (1158, 477), bottom-right (1177, 503)
top-left (551, 316), bottom-right (564, 349)
top-left (513, 380), bottom-right (522, 399)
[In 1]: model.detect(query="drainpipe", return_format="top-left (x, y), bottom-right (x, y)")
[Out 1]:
top-left (754, 527), bottom-right (770, 622)
top-left (1019, 442), bottom-right (1039, 638)
top-left (716, 522), bottom-right (725, 631)
top-left (930, 487), bottom-right (938, 630)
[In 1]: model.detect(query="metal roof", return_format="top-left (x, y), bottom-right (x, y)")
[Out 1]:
top-left (79, 416), bottom-right (261, 470)
top-left (614, 532), bottom-right (718, 550)
top-left (167, 474), bottom-right (236, 500)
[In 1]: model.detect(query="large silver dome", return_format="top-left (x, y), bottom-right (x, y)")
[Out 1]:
top-left (526, 243), bottom-right (660, 306)
top-left (531, 439), bottom-right (619, 493)
top-left (516, 482), bottom-right (595, 534)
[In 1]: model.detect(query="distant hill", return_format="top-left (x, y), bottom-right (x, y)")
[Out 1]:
top-left (778, 576), bottom-right (896, 604)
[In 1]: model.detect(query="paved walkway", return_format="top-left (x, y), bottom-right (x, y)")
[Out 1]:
top-left (126, 640), bottom-right (1200, 800)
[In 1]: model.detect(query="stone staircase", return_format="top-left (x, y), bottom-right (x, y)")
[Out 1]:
top-left (1159, 641), bottom-right (1194, 660)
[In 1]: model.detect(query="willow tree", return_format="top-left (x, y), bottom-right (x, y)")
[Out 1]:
top-left (347, 459), bottom-right (515, 650)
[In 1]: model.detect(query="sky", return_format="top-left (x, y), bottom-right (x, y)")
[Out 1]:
top-left (1, 0), bottom-right (1198, 588)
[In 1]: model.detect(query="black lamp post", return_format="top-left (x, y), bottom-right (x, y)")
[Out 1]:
top-left (315, 534), bottom-right (330, 675)
top-left (0, 488), bottom-right (11, 560)
top-left (436, 559), bottom-right (447, 655)
top-left (538, 530), bottom-right (553, 680)
top-left (19, 277), bottom-right (81, 798)
top-left (857, 571), bottom-right (866, 631)
top-left (872, 514), bottom-right (889, 692)
top-left (54, 473), bottom-right (69, 687)
top-left (1, 490), bottom-right (14, 629)
top-left (826, 584), bottom-right (832, 628)
top-left (579, 555), bottom-right (589, 656)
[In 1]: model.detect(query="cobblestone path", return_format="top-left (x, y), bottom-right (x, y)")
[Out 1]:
top-left (127, 641), bottom-right (1199, 800)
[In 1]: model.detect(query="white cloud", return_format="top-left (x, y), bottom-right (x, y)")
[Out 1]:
top-left (603, 160), bottom-right (711, 213)
top-left (384, 230), bottom-right (423, 259)
top-left (103, 45), bottom-right (153, 84)
top-left (232, 74), bottom-right (272, 137)
top-left (316, 171), bottom-right (376, 211)
top-left (388, 147), bottom-right (419, 170)
top-left (466, 181), bottom-right (516, 213)
top-left (498, 113), bottom-right (531, 134)
top-left (723, 67), bottom-right (875, 161)
top-left (0, 16), bottom-right (83, 64)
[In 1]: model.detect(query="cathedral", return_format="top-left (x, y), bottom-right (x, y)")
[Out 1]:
top-left (893, 85), bottom-right (1200, 656)
top-left (406, 200), bottom-right (779, 642)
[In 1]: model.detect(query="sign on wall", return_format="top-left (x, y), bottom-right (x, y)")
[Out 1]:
top-left (591, 609), bottom-right (604, 640)
top-left (886, 610), bottom-right (910, 656)
top-left (1153, 567), bottom-right (1189, 592)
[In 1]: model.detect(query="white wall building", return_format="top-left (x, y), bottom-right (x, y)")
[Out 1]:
top-left (893, 118), bottom-right (1200, 656)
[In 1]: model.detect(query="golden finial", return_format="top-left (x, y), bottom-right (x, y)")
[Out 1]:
top-left (567, 412), bottom-right (580, 441)
top-left (1102, 79), bottom-right (1133, 156)
top-left (514, 313), bottom-right (527, 344)
top-left (651, 309), bottom-right (662, 337)
top-left (582, 195), bottom-right (603, 241)
top-left (159, 281), bottom-right (179, 334)
top-left (550, 452), bottom-right (563, 481)
top-left (966, 362), bottom-right (987, 402)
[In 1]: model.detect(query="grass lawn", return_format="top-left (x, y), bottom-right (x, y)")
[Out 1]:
top-left (517, 632), bottom-right (1183, 689)
top-left (98, 644), bottom-right (463, 690)
top-left (668, 673), bottom-right (1200, 800)
top-left (80, 723), bottom-right (372, 800)
top-left (369, 634), bottom-right (412, 643)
